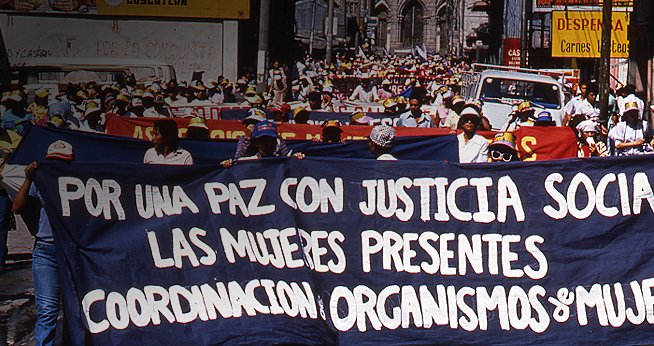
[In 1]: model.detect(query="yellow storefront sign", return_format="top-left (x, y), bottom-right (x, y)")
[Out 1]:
top-left (97, 0), bottom-right (249, 19)
top-left (551, 11), bottom-right (629, 58)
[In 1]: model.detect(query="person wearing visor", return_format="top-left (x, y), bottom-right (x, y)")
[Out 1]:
top-left (369, 125), bottom-right (397, 161)
top-left (502, 101), bottom-right (535, 131)
top-left (221, 121), bottom-right (303, 167)
top-left (233, 111), bottom-right (289, 160)
top-left (534, 111), bottom-right (557, 127)
top-left (576, 120), bottom-right (608, 157)
top-left (313, 120), bottom-right (345, 143)
top-left (489, 133), bottom-right (520, 162)
top-left (457, 106), bottom-right (489, 163)
top-left (608, 101), bottom-right (653, 156)
top-left (350, 110), bottom-right (373, 125)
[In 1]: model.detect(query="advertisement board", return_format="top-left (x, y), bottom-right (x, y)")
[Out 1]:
top-left (551, 11), bottom-right (630, 58)
top-left (536, 0), bottom-right (632, 7)
top-left (502, 38), bottom-right (522, 67)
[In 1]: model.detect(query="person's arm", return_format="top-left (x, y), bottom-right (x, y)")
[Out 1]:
top-left (477, 138), bottom-right (489, 163)
top-left (13, 162), bottom-right (37, 215)
top-left (615, 138), bottom-right (644, 149)
top-left (281, 78), bottom-right (288, 93)
top-left (234, 136), bottom-right (249, 160)
top-left (562, 113), bottom-right (571, 127)
top-left (349, 86), bottom-right (362, 101)
top-left (277, 138), bottom-right (290, 156)
top-left (592, 142), bottom-right (609, 157)
top-left (184, 152), bottom-right (194, 165)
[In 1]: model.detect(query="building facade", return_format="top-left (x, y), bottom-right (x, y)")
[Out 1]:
top-left (366, 0), bottom-right (488, 57)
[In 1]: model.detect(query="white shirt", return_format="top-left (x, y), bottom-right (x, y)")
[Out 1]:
top-left (397, 110), bottom-right (433, 128)
top-left (349, 85), bottom-right (378, 103)
top-left (210, 93), bottom-right (225, 104)
top-left (444, 111), bottom-right (460, 130)
top-left (574, 98), bottom-right (599, 122)
top-left (458, 132), bottom-right (489, 163)
top-left (143, 108), bottom-right (166, 118)
top-left (564, 95), bottom-right (583, 116)
top-left (377, 153), bottom-right (397, 161)
top-left (501, 119), bottom-right (534, 132)
top-left (608, 121), bottom-right (649, 156)
top-left (165, 96), bottom-right (187, 106)
top-left (143, 147), bottom-right (194, 165)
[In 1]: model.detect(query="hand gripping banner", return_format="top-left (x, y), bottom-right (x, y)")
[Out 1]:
top-left (34, 156), bottom-right (654, 345)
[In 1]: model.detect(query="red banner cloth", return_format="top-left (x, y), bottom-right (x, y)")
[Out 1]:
top-left (104, 115), bottom-right (578, 161)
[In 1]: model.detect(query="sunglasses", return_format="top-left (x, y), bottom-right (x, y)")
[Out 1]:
top-left (491, 150), bottom-right (513, 162)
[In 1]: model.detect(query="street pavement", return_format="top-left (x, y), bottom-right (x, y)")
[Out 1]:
top-left (1, 217), bottom-right (36, 346)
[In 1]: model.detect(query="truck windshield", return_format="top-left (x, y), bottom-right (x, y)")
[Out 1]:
top-left (480, 78), bottom-right (561, 109)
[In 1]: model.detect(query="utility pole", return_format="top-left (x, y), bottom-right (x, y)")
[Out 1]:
top-left (256, 0), bottom-right (270, 93)
top-left (309, 0), bottom-right (317, 56)
top-left (520, 0), bottom-right (528, 67)
top-left (597, 0), bottom-right (613, 136)
top-left (326, 0), bottom-right (334, 65)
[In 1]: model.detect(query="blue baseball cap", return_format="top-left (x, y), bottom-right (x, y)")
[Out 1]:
top-left (252, 121), bottom-right (279, 139)
top-left (536, 111), bottom-right (552, 122)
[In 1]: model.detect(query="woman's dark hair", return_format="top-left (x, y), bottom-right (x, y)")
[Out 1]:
top-left (308, 91), bottom-right (322, 104)
top-left (154, 119), bottom-right (179, 143)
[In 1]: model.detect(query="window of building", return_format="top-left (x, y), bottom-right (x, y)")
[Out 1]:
top-left (401, 1), bottom-right (423, 47)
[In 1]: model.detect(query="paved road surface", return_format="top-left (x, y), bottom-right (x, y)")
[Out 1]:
top-left (1, 217), bottom-right (38, 346)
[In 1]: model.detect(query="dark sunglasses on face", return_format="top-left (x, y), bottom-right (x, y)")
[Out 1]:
top-left (491, 150), bottom-right (512, 162)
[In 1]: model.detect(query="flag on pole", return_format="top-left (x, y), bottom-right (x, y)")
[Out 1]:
top-left (415, 44), bottom-right (428, 63)
top-left (357, 46), bottom-right (366, 59)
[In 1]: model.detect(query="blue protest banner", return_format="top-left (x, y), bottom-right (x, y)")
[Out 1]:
top-left (32, 155), bottom-right (654, 345)
top-left (8, 126), bottom-right (458, 166)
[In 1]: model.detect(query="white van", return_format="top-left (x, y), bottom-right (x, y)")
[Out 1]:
top-left (462, 64), bottom-right (566, 130)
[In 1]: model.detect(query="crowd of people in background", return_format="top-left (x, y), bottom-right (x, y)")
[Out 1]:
top-left (0, 53), bottom-right (651, 167)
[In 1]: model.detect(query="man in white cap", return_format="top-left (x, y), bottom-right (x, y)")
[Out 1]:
top-left (617, 84), bottom-right (644, 120)
top-left (369, 124), bottom-right (397, 160)
top-left (13, 140), bottom-right (74, 346)
top-left (126, 98), bottom-right (145, 118)
top-left (143, 94), bottom-right (170, 118)
top-left (609, 101), bottom-right (652, 156)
